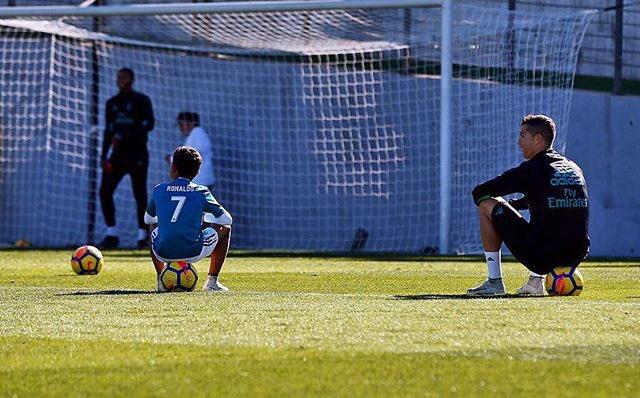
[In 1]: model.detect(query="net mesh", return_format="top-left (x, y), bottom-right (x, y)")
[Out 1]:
top-left (0, 4), bottom-right (593, 252)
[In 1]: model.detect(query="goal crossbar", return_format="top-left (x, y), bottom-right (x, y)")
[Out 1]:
top-left (0, 0), bottom-right (445, 17)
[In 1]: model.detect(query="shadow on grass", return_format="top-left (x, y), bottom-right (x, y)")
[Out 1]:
top-left (100, 251), bottom-right (485, 262)
top-left (581, 264), bottom-right (640, 268)
top-left (98, 251), bottom-right (149, 258)
top-left (57, 289), bottom-right (155, 296)
top-left (226, 252), bottom-right (484, 262)
top-left (393, 293), bottom-right (541, 300)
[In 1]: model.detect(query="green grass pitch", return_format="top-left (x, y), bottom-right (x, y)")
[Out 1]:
top-left (0, 250), bottom-right (639, 397)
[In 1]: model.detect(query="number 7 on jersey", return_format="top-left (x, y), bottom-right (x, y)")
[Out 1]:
top-left (170, 195), bottom-right (186, 222)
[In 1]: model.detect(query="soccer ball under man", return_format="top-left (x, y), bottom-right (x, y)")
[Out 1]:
top-left (545, 267), bottom-right (584, 296)
top-left (71, 245), bottom-right (104, 275)
top-left (160, 261), bottom-right (199, 292)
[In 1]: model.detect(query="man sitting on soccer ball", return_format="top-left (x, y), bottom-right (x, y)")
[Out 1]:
top-left (468, 114), bottom-right (590, 296)
top-left (144, 146), bottom-right (232, 292)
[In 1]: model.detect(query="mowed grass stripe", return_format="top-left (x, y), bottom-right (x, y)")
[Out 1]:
top-left (1, 336), bottom-right (638, 398)
top-left (1, 288), bottom-right (638, 363)
top-left (1, 250), bottom-right (638, 300)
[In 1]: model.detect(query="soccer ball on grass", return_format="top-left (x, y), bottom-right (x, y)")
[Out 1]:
top-left (71, 245), bottom-right (104, 275)
top-left (160, 261), bottom-right (198, 292)
top-left (545, 267), bottom-right (583, 296)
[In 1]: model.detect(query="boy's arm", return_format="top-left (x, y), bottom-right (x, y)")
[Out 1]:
top-left (144, 196), bottom-right (158, 225)
top-left (144, 193), bottom-right (163, 274)
top-left (203, 191), bottom-right (232, 226)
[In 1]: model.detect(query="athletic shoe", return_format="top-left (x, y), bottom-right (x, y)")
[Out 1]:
top-left (467, 278), bottom-right (506, 297)
top-left (156, 274), bottom-right (167, 293)
top-left (202, 276), bottom-right (229, 292)
top-left (515, 276), bottom-right (546, 296)
top-left (97, 235), bottom-right (119, 250)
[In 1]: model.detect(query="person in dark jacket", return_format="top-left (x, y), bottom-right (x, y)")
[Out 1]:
top-left (98, 68), bottom-right (155, 249)
top-left (468, 114), bottom-right (589, 296)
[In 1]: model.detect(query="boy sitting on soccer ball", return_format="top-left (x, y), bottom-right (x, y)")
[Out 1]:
top-left (144, 146), bottom-right (232, 292)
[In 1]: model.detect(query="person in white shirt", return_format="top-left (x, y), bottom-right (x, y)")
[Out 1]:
top-left (172, 112), bottom-right (216, 191)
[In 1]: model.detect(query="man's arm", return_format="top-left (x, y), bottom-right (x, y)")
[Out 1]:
top-left (471, 163), bottom-right (529, 206)
top-left (139, 95), bottom-right (154, 133)
top-left (101, 100), bottom-right (114, 162)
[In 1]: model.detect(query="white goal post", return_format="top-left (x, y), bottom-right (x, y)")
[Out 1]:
top-left (0, 1), bottom-right (591, 253)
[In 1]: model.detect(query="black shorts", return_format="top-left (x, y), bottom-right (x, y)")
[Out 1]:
top-left (491, 202), bottom-right (588, 274)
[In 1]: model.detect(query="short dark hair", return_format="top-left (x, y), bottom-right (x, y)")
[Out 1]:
top-left (172, 146), bottom-right (201, 180)
top-left (521, 114), bottom-right (556, 146)
top-left (118, 67), bottom-right (135, 80)
top-left (176, 111), bottom-right (200, 126)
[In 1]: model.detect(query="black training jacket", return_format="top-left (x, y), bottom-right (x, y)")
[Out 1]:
top-left (102, 90), bottom-right (155, 164)
top-left (472, 148), bottom-right (589, 253)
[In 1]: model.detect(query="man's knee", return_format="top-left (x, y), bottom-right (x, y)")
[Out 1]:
top-left (134, 196), bottom-right (147, 209)
top-left (100, 173), bottom-right (120, 195)
top-left (99, 183), bottom-right (112, 200)
top-left (131, 182), bottom-right (147, 202)
top-left (478, 197), bottom-right (506, 218)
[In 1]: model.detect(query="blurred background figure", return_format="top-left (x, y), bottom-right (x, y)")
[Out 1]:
top-left (99, 67), bottom-right (155, 250)
top-left (171, 112), bottom-right (216, 192)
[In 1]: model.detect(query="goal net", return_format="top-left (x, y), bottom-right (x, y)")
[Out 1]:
top-left (0, 2), bottom-right (592, 252)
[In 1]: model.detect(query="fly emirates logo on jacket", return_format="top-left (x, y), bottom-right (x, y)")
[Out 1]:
top-left (547, 161), bottom-right (587, 209)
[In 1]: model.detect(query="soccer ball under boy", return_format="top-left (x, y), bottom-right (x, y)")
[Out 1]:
top-left (160, 261), bottom-right (198, 292)
top-left (545, 267), bottom-right (583, 296)
top-left (71, 245), bottom-right (104, 275)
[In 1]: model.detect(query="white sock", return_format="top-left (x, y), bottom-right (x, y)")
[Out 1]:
top-left (106, 226), bottom-right (118, 237)
top-left (485, 251), bottom-right (502, 279)
top-left (530, 272), bottom-right (544, 278)
top-left (207, 275), bottom-right (218, 284)
top-left (138, 229), bottom-right (147, 240)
